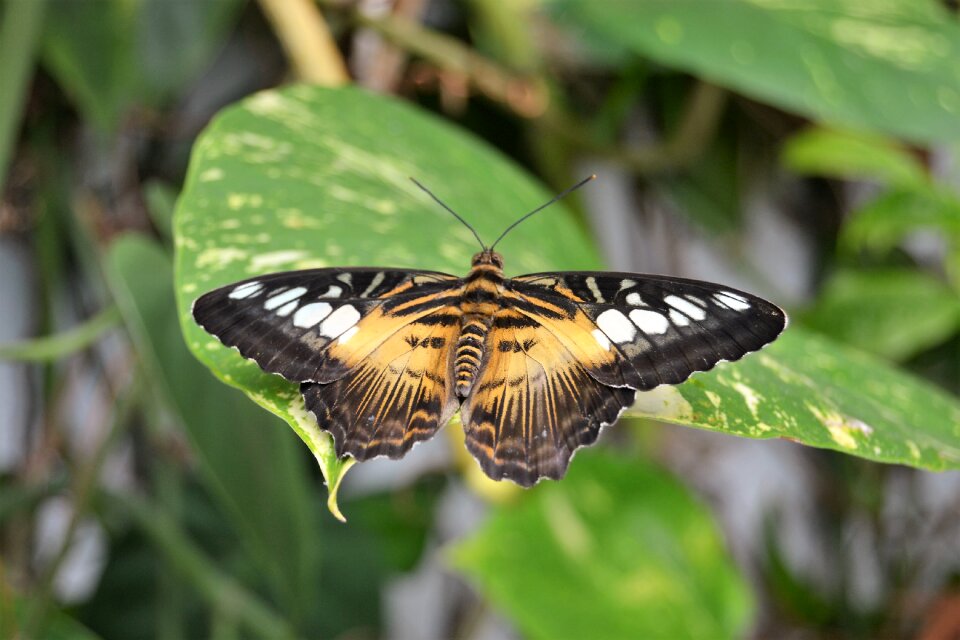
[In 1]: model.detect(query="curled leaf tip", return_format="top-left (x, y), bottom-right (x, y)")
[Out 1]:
top-left (325, 457), bottom-right (356, 523)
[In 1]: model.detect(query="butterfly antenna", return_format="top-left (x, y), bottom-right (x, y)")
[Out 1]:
top-left (490, 174), bottom-right (596, 250)
top-left (410, 178), bottom-right (486, 250)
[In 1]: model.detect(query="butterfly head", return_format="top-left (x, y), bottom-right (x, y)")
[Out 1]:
top-left (471, 249), bottom-right (504, 269)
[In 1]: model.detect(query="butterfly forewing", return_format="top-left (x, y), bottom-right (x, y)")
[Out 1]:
top-left (510, 272), bottom-right (787, 389)
top-left (192, 268), bottom-right (460, 383)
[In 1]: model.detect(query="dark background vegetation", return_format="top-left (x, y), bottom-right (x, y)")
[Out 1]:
top-left (1, 0), bottom-right (959, 639)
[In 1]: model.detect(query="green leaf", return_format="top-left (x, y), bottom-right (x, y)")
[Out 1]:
top-left (173, 84), bottom-right (602, 506)
top-left (549, 0), bottom-right (960, 144)
top-left (842, 187), bottom-right (960, 255)
top-left (0, 0), bottom-right (47, 190)
top-left (41, 0), bottom-right (242, 130)
top-left (105, 234), bottom-right (323, 623)
top-left (634, 327), bottom-right (960, 471)
top-left (450, 451), bottom-right (753, 640)
top-left (104, 493), bottom-right (296, 640)
top-left (802, 269), bottom-right (960, 361)
top-left (782, 127), bottom-right (928, 188)
top-left (3, 593), bottom-right (102, 640)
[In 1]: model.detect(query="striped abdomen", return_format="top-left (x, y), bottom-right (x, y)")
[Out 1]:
top-left (455, 256), bottom-right (504, 396)
top-left (455, 316), bottom-right (489, 395)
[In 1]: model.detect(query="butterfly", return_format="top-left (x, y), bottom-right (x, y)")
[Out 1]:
top-left (193, 176), bottom-right (787, 487)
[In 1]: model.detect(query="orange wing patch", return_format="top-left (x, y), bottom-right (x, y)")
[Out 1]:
top-left (498, 287), bottom-right (637, 389)
top-left (301, 304), bottom-right (462, 460)
top-left (460, 309), bottom-right (635, 487)
top-left (313, 285), bottom-right (462, 382)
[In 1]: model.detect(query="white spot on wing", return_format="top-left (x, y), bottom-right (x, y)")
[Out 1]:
top-left (336, 273), bottom-right (353, 285)
top-left (665, 295), bottom-right (707, 321)
top-left (228, 281), bottom-right (263, 299)
top-left (625, 292), bottom-right (644, 306)
top-left (714, 291), bottom-right (751, 311)
top-left (320, 305), bottom-right (361, 338)
top-left (293, 302), bottom-right (332, 328)
top-left (361, 272), bottom-right (385, 297)
top-left (585, 276), bottom-right (605, 303)
top-left (596, 309), bottom-right (636, 343)
top-left (276, 300), bottom-right (299, 317)
top-left (629, 309), bottom-right (669, 334)
top-left (319, 285), bottom-right (343, 297)
top-left (669, 309), bottom-right (691, 327)
top-left (264, 287), bottom-right (307, 310)
top-left (591, 328), bottom-right (611, 350)
top-left (722, 290), bottom-right (748, 302)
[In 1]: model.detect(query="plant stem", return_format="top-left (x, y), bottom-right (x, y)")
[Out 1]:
top-left (327, 1), bottom-right (726, 174)
top-left (347, 4), bottom-right (549, 118)
top-left (0, 306), bottom-right (121, 362)
top-left (258, 0), bottom-right (350, 85)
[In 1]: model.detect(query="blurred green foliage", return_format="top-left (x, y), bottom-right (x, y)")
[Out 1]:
top-left (2, 0), bottom-right (959, 639)
top-left (452, 452), bottom-right (754, 639)
top-left (40, 0), bottom-right (243, 131)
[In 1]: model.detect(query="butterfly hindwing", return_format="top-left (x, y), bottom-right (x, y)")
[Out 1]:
top-left (192, 268), bottom-right (460, 383)
top-left (460, 308), bottom-right (635, 486)
top-left (301, 304), bottom-right (462, 460)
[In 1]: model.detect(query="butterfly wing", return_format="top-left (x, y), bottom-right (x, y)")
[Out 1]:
top-left (460, 272), bottom-right (786, 486)
top-left (459, 306), bottom-right (635, 486)
top-left (192, 268), bottom-right (459, 382)
top-left (193, 268), bottom-right (464, 460)
top-left (301, 301), bottom-right (463, 460)
top-left (509, 272), bottom-right (787, 388)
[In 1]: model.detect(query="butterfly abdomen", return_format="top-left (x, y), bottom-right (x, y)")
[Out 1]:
top-left (455, 258), bottom-right (504, 396)
top-left (455, 316), bottom-right (489, 396)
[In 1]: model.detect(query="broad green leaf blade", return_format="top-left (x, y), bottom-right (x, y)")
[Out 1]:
top-left (173, 85), bottom-right (601, 503)
top-left (631, 328), bottom-right (960, 471)
top-left (549, 0), bottom-right (960, 143)
top-left (106, 234), bottom-right (323, 621)
top-left (782, 127), bottom-right (928, 188)
top-left (450, 452), bottom-right (753, 640)
top-left (802, 269), bottom-right (960, 361)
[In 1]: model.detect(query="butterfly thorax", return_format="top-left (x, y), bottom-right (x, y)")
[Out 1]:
top-left (455, 250), bottom-right (505, 396)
